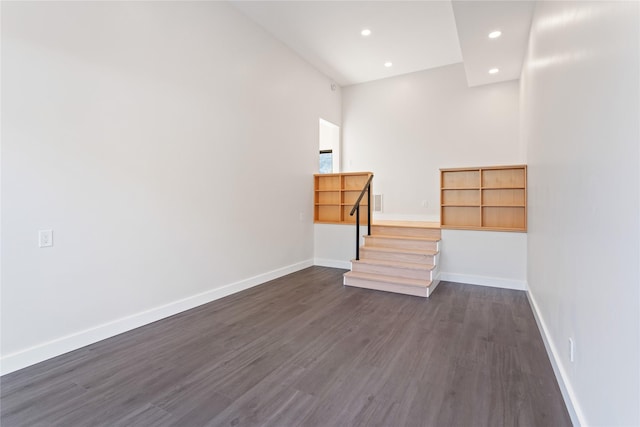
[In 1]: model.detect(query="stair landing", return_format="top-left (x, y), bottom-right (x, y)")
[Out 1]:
top-left (343, 221), bottom-right (441, 298)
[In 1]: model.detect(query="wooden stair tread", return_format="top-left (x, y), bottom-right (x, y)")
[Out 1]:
top-left (349, 220), bottom-right (441, 298)
top-left (366, 234), bottom-right (440, 242)
top-left (361, 246), bottom-right (439, 256)
top-left (344, 271), bottom-right (432, 288)
top-left (372, 220), bottom-right (440, 229)
top-left (351, 258), bottom-right (435, 271)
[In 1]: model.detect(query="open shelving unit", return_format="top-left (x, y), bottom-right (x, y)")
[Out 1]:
top-left (440, 165), bottom-right (527, 232)
top-left (314, 172), bottom-right (372, 224)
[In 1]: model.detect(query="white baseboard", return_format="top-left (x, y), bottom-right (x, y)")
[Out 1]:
top-left (313, 258), bottom-right (351, 269)
top-left (527, 291), bottom-right (585, 427)
top-left (439, 272), bottom-right (527, 291)
top-left (0, 259), bottom-right (314, 376)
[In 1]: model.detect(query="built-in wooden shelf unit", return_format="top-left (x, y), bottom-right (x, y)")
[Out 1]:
top-left (440, 165), bottom-right (527, 232)
top-left (314, 172), bottom-right (372, 224)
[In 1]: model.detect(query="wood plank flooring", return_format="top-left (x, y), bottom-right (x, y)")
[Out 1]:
top-left (1, 266), bottom-right (572, 427)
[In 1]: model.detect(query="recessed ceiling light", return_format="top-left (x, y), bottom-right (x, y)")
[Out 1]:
top-left (488, 30), bottom-right (502, 39)
top-left (361, 29), bottom-right (372, 36)
top-left (489, 68), bottom-right (500, 74)
top-left (384, 62), bottom-right (393, 68)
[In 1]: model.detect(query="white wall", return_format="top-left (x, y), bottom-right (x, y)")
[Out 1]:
top-left (1, 1), bottom-right (341, 373)
top-left (314, 224), bottom-right (367, 269)
top-left (521, 2), bottom-right (640, 426)
top-left (342, 63), bottom-right (521, 220)
top-left (439, 229), bottom-right (526, 290)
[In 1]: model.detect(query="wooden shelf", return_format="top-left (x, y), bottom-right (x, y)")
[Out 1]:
top-left (441, 187), bottom-right (480, 190)
top-left (440, 165), bottom-right (527, 232)
top-left (441, 169), bottom-right (479, 189)
top-left (443, 225), bottom-right (525, 232)
top-left (314, 172), bottom-right (372, 224)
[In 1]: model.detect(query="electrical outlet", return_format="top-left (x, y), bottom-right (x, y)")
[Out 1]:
top-left (299, 212), bottom-right (304, 222)
top-left (421, 200), bottom-right (428, 208)
top-left (569, 338), bottom-right (575, 362)
top-left (39, 229), bottom-right (53, 248)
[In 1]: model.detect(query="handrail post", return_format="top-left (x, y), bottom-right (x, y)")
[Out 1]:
top-left (367, 183), bottom-right (371, 236)
top-left (349, 174), bottom-right (373, 263)
top-left (355, 205), bottom-right (360, 260)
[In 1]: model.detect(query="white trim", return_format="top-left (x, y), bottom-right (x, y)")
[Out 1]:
top-left (427, 271), bottom-right (442, 297)
top-left (439, 272), bottom-right (527, 290)
top-left (527, 290), bottom-right (585, 427)
top-left (313, 258), bottom-right (351, 269)
top-left (0, 259), bottom-right (314, 375)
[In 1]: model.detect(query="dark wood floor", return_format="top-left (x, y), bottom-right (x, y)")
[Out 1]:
top-left (1, 266), bottom-right (571, 427)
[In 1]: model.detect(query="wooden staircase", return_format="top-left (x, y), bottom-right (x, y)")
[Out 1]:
top-left (343, 221), bottom-right (441, 297)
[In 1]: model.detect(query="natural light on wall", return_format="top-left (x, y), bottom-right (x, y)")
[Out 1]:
top-left (319, 150), bottom-right (333, 173)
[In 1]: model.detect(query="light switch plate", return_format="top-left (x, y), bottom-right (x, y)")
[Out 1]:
top-left (39, 229), bottom-right (53, 248)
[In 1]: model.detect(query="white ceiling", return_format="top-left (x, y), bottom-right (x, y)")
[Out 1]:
top-left (453, 1), bottom-right (535, 87)
top-left (231, 1), bottom-right (535, 87)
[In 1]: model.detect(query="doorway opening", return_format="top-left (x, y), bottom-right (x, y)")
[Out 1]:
top-left (319, 118), bottom-right (340, 174)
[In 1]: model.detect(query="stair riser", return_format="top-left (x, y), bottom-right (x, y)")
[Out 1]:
top-left (360, 249), bottom-right (436, 264)
top-left (364, 236), bottom-right (438, 251)
top-left (352, 262), bottom-right (433, 281)
top-left (344, 276), bottom-right (429, 298)
top-left (371, 226), bottom-right (441, 239)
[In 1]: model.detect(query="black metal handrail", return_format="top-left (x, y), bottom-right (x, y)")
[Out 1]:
top-left (349, 174), bottom-right (373, 260)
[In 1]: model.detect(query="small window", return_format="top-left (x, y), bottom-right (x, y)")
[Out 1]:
top-left (319, 150), bottom-right (333, 174)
